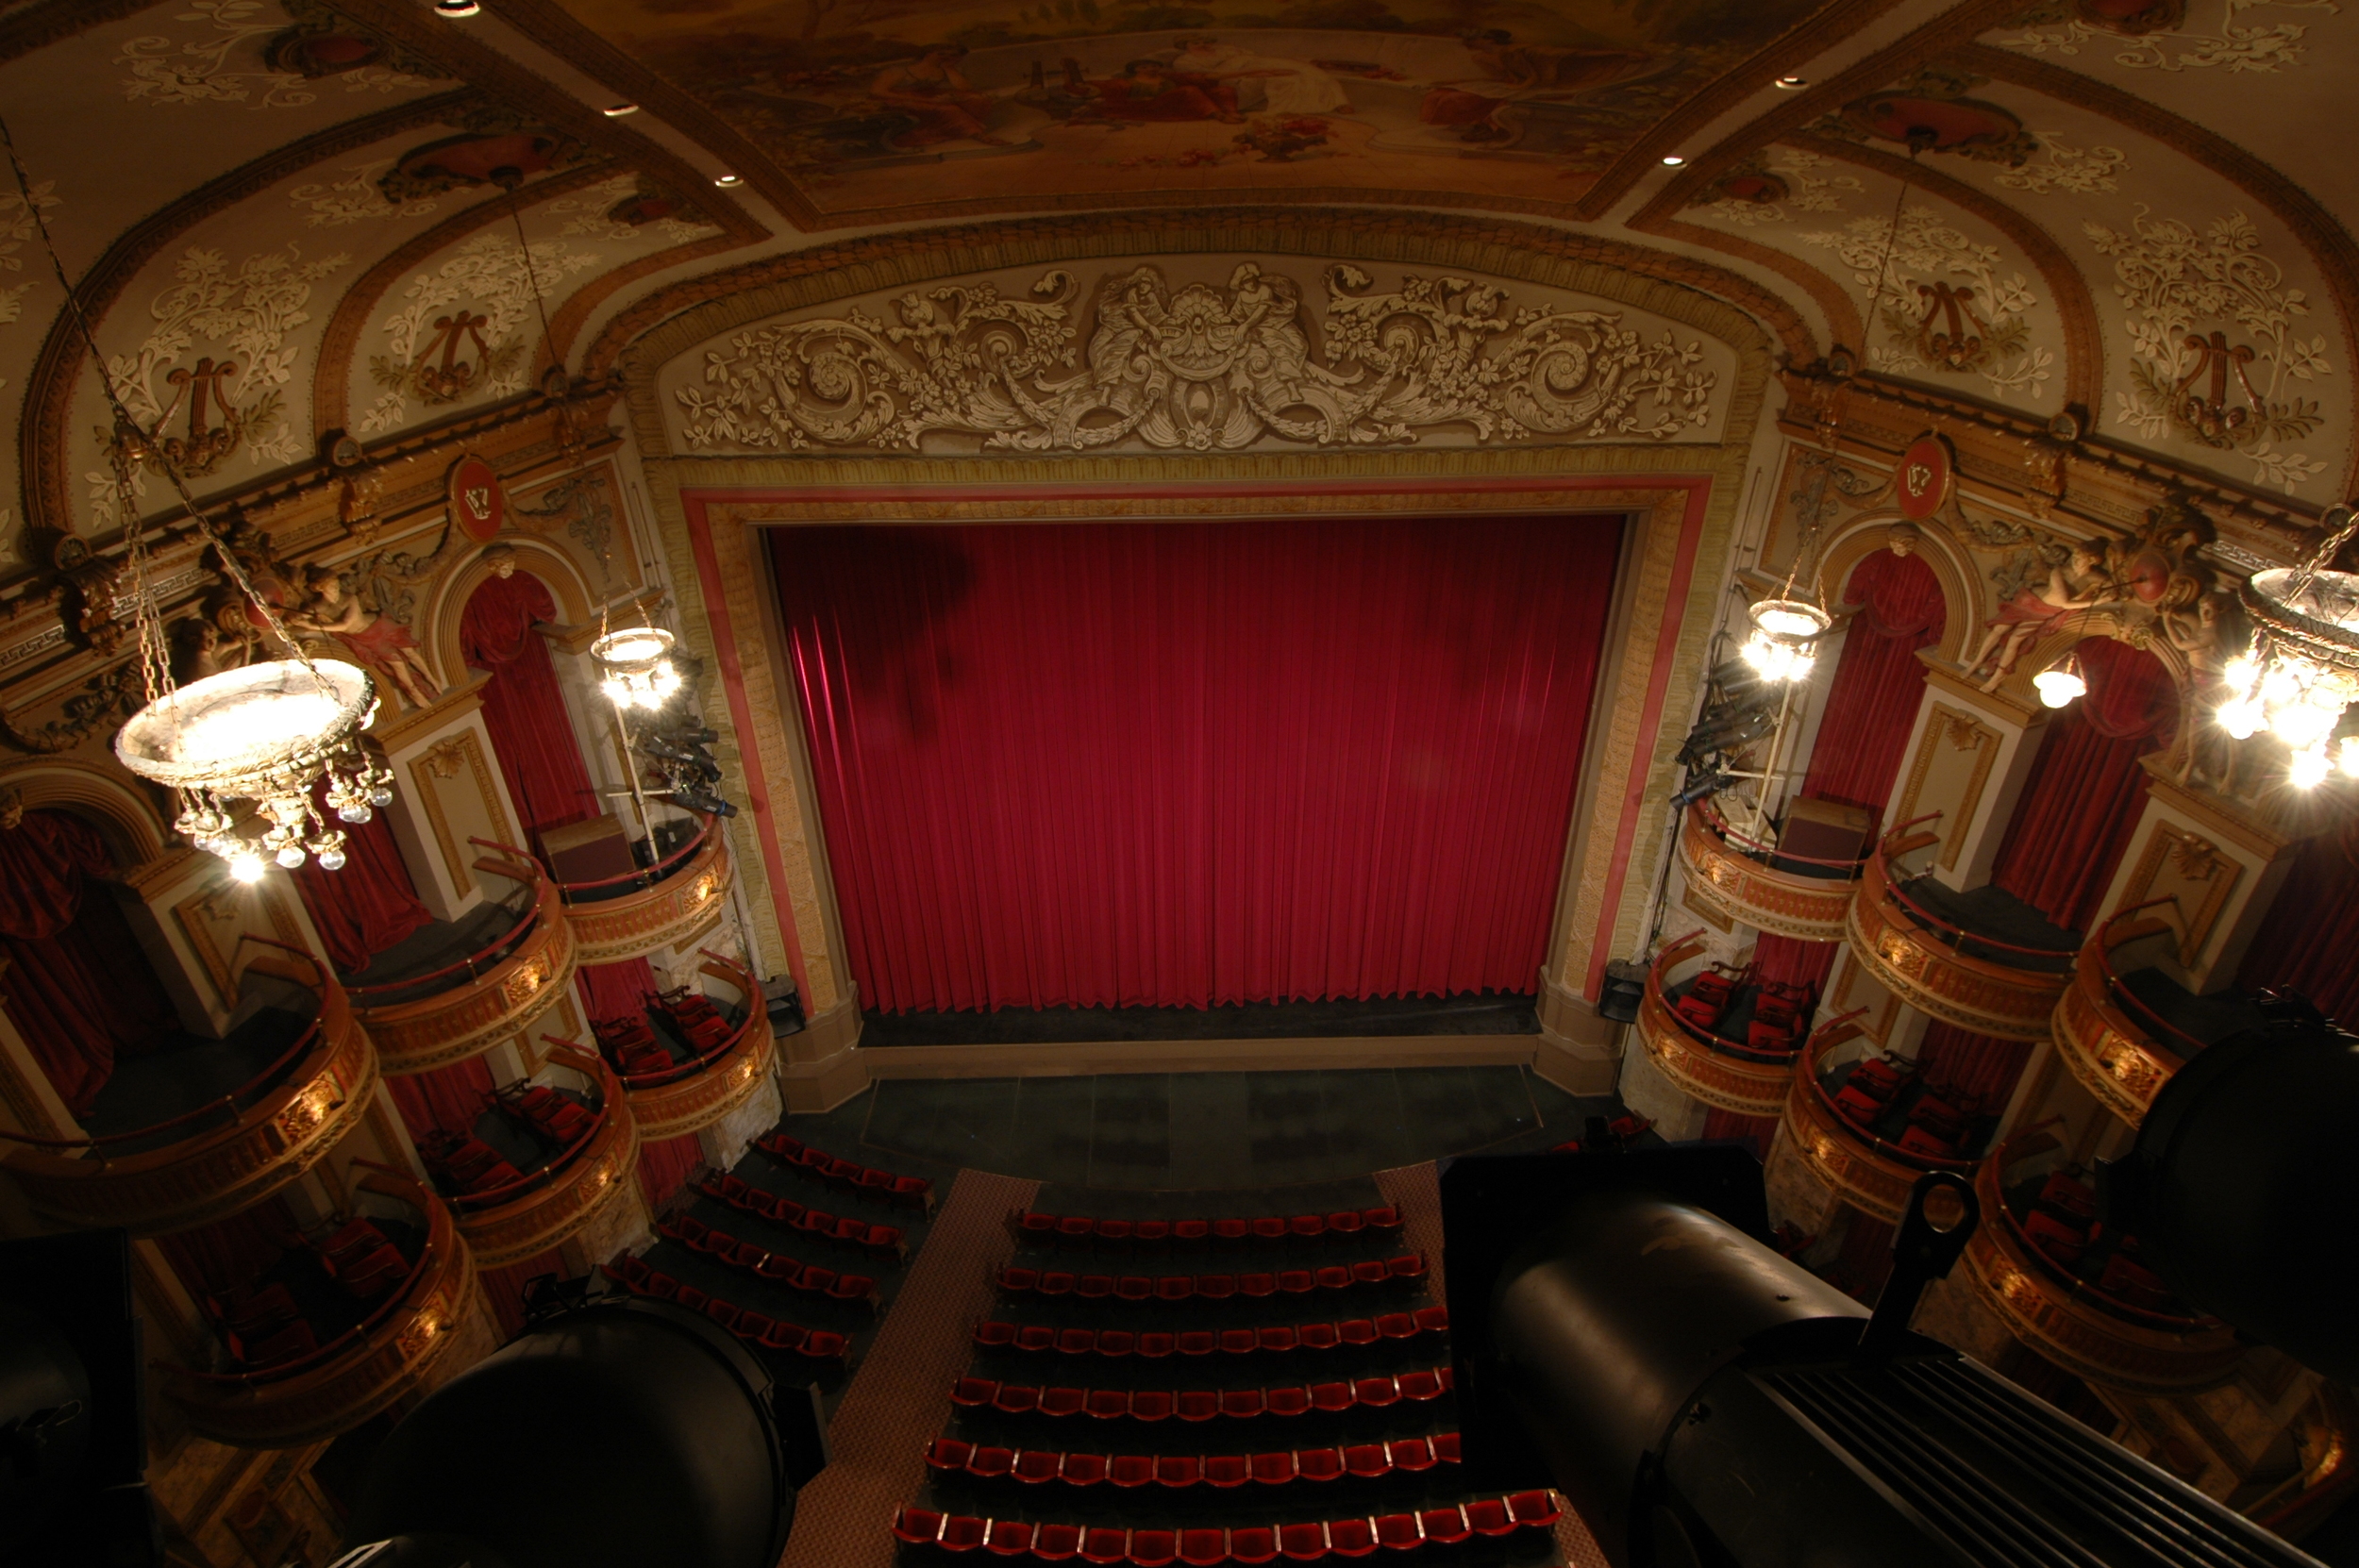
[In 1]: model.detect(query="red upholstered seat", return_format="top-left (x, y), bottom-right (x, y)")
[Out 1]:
top-left (728, 1240), bottom-right (767, 1271)
top-left (1397, 1370), bottom-right (1443, 1402)
top-left (756, 1132), bottom-right (802, 1159)
top-left (1850, 1057), bottom-right (1906, 1095)
top-left (828, 1274), bottom-right (879, 1309)
top-left (1130, 1390), bottom-right (1175, 1422)
top-left (1252, 1217), bottom-right (1289, 1242)
top-left (1038, 1272), bottom-right (1077, 1296)
top-left (1388, 1437), bottom-right (1433, 1472)
top-left (1337, 1319), bottom-right (1378, 1346)
top-left (1180, 1527), bottom-right (1229, 1566)
top-left (1077, 1276), bottom-right (1115, 1300)
top-left (1295, 1322), bottom-right (1339, 1350)
top-left (1897, 1125), bottom-right (1958, 1160)
top-left (1278, 1523), bottom-right (1327, 1562)
top-left (1097, 1330), bottom-right (1135, 1358)
top-left (925, 1438), bottom-right (971, 1471)
top-left (1221, 1389), bottom-right (1266, 1420)
top-left (1508, 1491), bottom-right (1564, 1527)
top-left (1178, 1330), bottom-right (1218, 1357)
top-left (1417, 1509), bottom-right (1469, 1546)
top-left (1325, 1519), bottom-right (1376, 1559)
top-left (2023, 1210), bottom-right (2087, 1266)
top-left (1111, 1454), bottom-right (1158, 1488)
top-left (1353, 1376), bottom-right (1399, 1408)
top-left (1039, 1386), bottom-right (1087, 1417)
top-left (641, 1270), bottom-right (678, 1298)
top-left (1264, 1385), bottom-right (1312, 1417)
top-left (1013, 1450), bottom-right (1062, 1485)
top-left (1350, 1260), bottom-right (1388, 1286)
top-left (755, 1255), bottom-right (800, 1283)
top-left (1412, 1304), bottom-right (1449, 1334)
top-left (1196, 1275), bottom-right (1237, 1301)
top-left (1373, 1515), bottom-right (1422, 1551)
top-left (1117, 1276), bottom-right (1155, 1302)
top-left (1086, 1389), bottom-right (1131, 1419)
top-left (1290, 1214), bottom-right (1326, 1239)
top-left (1129, 1528), bottom-right (1179, 1567)
top-left (1081, 1527), bottom-right (1129, 1565)
top-left (893, 1507), bottom-right (945, 1544)
top-left (1748, 1018), bottom-right (1799, 1051)
top-left (1213, 1218), bottom-right (1251, 1243)
top-left (1177, 1390), bottom-right (1221, 1422)
top-left (924, 1511), bottom-right (988, 1554)
top-left (1173, 1220), bottom-right (1210, 1243)
top-left (1018, 1209), bottom-right (1058, 1238)
top-left (992, 1384), bottom-right (1040, 1415)
top-left (1060, 1328), bottom-right (1098, 1355)
top-left (1035, 1524), bottom-right (1084, 1563)
top-left (674, 1286), bottom-right (710, 1312)
top-left (1464, 1499), bottom-right (1513, 1537)
top-left (1230, 1527), bottom-right (1278, 1566)
top-left (730, 1309), bottom-right (772, 1343)
top-left (985, 1520), bottom-right (1035, 1557)
top-left (1325, 1211), bottom-right (1363, 1237)
top-left (1062, 1452), bottom-right (1109, 1485)
top-left (1277, 1270), bottom-right (1317, 1295)
top-left (1431, 1432), bottom-right (1461, 1464)
top-left (1373, 1312), bottom-right (1416, 1341)
top-left (1257, 1326), bottom-right (1298, 1353)
top-left (1137, 1331), bottom-right (1176, 1358)
top-left (1205, 1454), bottom-right (1252, 1487)
top-left (2040, 1171), bottom-right (2098, 1217)
top-left (1132, 1220), bottom-right (1171, 1244)
top-left (967, 1445), bottom-right (1013, 1478)
top-left (1252, 1450), bottom-right (1298, 1485)
top-left (1157, 1455), bottom-right (1201, 1488)
top-left (1096, 1219), bottom-right (1133, 1243)
top-left (1343, 1443), bottom-right (1388, 1478)
top-left (1832, 1085), bottom-right (1886, 1125)
top-left (1309, 1382), bottom-right (1354, 1412)
top-left (1313, 1267), bottom-right (1353, 1292)
top-left (1221, 1328), bottom-right (1258, 1355)
top-left (999, 1266), bottom-right (1040, 1293)
top-left (1158, 1276), bottom-right (1195, 1303)
top-left (2100, 1253), bottom-right (2175, 1310)
top-left (802, 1330), bottom-right (848, 1361)
top-left (759, 1320), bottom-right (809, 1352)
top-left (1295, 1446), bottom-right (1345, 1482)
top-left (952, 1376), bottom-right (998, 1407)
top-left (975, 1320), bottom-right (1016, 1347)
top-left (1237, 1273), bottom-right (1278, 1298)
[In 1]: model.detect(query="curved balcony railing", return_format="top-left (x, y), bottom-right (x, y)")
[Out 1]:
top-left (1782, 1014), bottom-right (1982, 1226)
top-left (1676, 801), bottom-right (1867, 942)
top-left (0, 942), bottom-right (377, 1235)
top-left (614, 950), bottom-right (775, 1143)
top-left (1846, 816), bottom-right (2073, 1042)
top-left (352, 844), bottom-right (577, 1076)
top-left (1959, 1134), bottom-right (2240, 1395)
top-left (158, 1168), bottom-right (480, 1447)
top-left (1633, 930), bottom-right (1817, 1118)
top-left (449, 1043), bottom-right (641, 1270)
top-left (556, 814), bottom-right (733, 966)
top-left (2051, 900), bottom-right (2209, 1129)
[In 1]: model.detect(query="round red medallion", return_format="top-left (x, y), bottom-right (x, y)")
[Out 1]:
top-left (449, 456), bottom-right (506, 542)
top-left (1894, 434), bottom-right (1951, 521)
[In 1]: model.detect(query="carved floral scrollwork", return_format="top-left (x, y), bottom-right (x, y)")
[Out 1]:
top-left (674, 262), bottom-right (1717, 455)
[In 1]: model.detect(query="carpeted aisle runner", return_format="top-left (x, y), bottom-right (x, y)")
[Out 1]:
top-left (779, 1168), bottom-right (1040, 1568)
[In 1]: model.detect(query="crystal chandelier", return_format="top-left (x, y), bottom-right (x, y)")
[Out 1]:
top-left (1739, 598), bottom-right (1832, 684)
top-left (592, 625), bottom-right (682, 710)
top-left (2217, 507), bottom-right (2359, 788)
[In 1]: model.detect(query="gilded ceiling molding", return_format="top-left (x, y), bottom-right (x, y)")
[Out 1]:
top-left (1787, 129), bottom-right (2102, 412)
top-left (462, 0), bottom-right (823, 234)
top-left (309, 157), bottom-right (621, 438)
top-left (14, 89), bottom-right (478, 542)
top-left (0, 0), bottom-right (167, 65)
top-left (583, 209), bottom-right (1817, 387)
top-left (1631, 0), bottom-right (2037, 230)
top-left (1651, 216), bottom-right (1865, 357)
top-left (322, 0), bottom-right (761, 243)
top-left (537, 231), bottom-right (745, 378)
top-left (1954, 42), bottom-right (2359, 497)
top-left (1571, 0), bottom-right (1906, 223)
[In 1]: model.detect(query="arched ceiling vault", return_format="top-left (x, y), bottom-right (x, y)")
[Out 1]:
top-left (2, 0), bottom-right (2354, 577)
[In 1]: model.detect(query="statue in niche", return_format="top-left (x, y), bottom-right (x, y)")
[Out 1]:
top-left (288, 563), bottom-right (442, 711)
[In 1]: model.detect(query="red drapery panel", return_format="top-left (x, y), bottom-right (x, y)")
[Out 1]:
top-left (1801, 548), bottom-right (1946, 812)
top-left (478, 1248), bottom-right (566, 1340)
top-left (1699, 1107), bottom-right (1779, 1159)
top-left (577, 957), bottom-right (659, 1025)
top-left (289, 780), bottom-right (432, 975)
top-left (461, 572), bottom-right (598, 843)
top-left (1915, 1019), bottom-right (2034, 1112)
top-left (1749, 935), bottom-right (1837, 994)
top-left (637, 1132), bottom-right (703, 1210)
top-left (385, 1055), bottom-right (499, 1142)
top-left (774, 517), bottom-right (1622, 1013)
top-left (2237, 823), bottom-right (2359, 1024)
top-left (154, 1197), bottom-right (300, 1298)
top-left (0, 810), bottom-right (175, 1114)
top-left (1991, 638), bottom-right (2176, 932)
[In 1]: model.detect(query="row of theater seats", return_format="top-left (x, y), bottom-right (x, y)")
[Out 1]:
top-left (592, 986), bottom-right (734, 1076)
top-left (755, 1131), bottom-right (936, 1213)
top-left (891, 1493), bottom-right (1563, 1562)
top-left (623, 1229), bottom-right (880, 1311)
top-left (598, 1256), bottom-right (849, 1362)
top-left (947, 1368), bottom-right (1454, 1423)
top-left (2011, 1168), bottom-right (2181, 1312)
top-left (973, 1306), bottom-right (1450, 1359)
top-left (924, 1433), bottom-right (1463, 1489)
top-left (994, 1257), bottom-right (1426, 1303)
top-left (417, 1082), bottom-right (596, 1198)
top-left (1012, 1208), bottom-right (1402, 1249)
top-left (1830, 1055), bottom-right (1983, 1161)
top-left (200, 1216), bottom-right (412, 1370)
top-left (1673, 966), bottom-right (1814, 1054)
top-left (690, 1175), bottom-right (908, 1259)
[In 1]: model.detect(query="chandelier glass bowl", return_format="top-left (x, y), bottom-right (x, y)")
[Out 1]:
top-left (2224, 563), bottom-right (2359, 785)
top-left (594, 626), bottom-right (682, 709)
top-left (1739, 599), bottom-right (1831, 684)
top-left (116, 659), bottom-right (392, 879)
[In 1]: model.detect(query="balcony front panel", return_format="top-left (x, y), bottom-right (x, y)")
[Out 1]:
top-left (1847, 849), bottom-right (2067, 1042)
top-left (2051, 926), bottom-right (2187, 1129)
top-left (453, 1061), bottom-right (643, 1269)
top-left (621, 959), bottom-right (775, 1143)
top-left (5, 968), bottom-right (378, 1236)
top-left (1960, 1159), bottom-right (2240, 1395)
top-left (1678, 805), bottom-right (1858, 941)
top-left (565, 827), bottom-right (733, 966)
top-left (359, 875), bottom-right (578, 1077)
top-left (160, 1176), bottom-right (481, 1447)
top-left (1634, 937), bottom-right (1799, 1119)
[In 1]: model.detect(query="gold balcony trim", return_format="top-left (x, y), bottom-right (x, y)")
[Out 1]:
top-left (1677, 802), bottom-right (1862, 941)
top-left (620, 951), bottom-right (775, 1143)
top-left (561, 816), bottom-right (732, 966)
top-left (1846, 822), bottom-right (2071, 1043)
top-left (356, 849), bottom-right (578, 1077)
top-left (451, 1043), bottom-right (643, 1269)
top-left (1634, 929), bottom-right (1808, 1118)
top-left (2051, 902), bottom-right (2197, 1129)
top-left (2, 944), bottom-right (378, 1236)
top-left (1959, 1136), bottom-right (2240, 1396)
top-left (159, 1169), bottom-right (481, 1447)
top-left (1782, 1014), bottom-right (1982, 1226)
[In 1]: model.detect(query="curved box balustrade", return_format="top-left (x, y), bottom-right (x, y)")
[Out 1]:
top-left (1633, 930), bottom-right (1808, 1118)
top-left (447, 1045), bottom-right (642, 1270)
top-left (353, 847), bottom-right (577, 1076)
top-left (1782, 1018), bottom-right (1983, 1226)
top-left (1959, 1139), bottom-right (2241, 1395)
top-left (1846, 822), bottom-right (2073, 1042)
top-left (616, 952), bottom-right (775, 1143)
top-left (2, 944), bottom-right (378, 1235)
top-left (560, 815), bottom-right (733, 966)
top-left (1676, 802), bottom-right (1865, 941)
top-left (159, 1170), bottom-right (480, 1447)
top-left (2050, 901), bottom-right (2226, 1129)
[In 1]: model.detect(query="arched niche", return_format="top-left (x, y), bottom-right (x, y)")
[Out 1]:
top-left (1815, 514), bottom-right (1979, 666)
top-left (1988, 614), bottom-right (2200, 781)
top-left (418, 536), bottom-right (603, 692)
top-left (0, 758), bottom-right (170, 874)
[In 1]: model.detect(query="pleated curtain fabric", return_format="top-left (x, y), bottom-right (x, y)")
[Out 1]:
top-left (288, 778), bottom-right (433, 975)
top-left (385, 1055), bottom-right (500, 1142)
top-left (461, 572), bottom-right (601, 844)
top-left (2237, 822), bottom-right (2359, 1023)
top-left (772, 517), bottom-right (1622, 1014)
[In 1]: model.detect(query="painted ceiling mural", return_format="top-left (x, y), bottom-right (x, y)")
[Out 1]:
top-left (0, 0), bottom-right (2353, 587)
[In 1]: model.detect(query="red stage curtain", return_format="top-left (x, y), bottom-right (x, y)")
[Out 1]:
top-left (386, 1055), bottom-right (500, 1142)
top-left (289, 780), bottom-right (432, 975)
top-left (1915, 1019), bottom-right (2034, 1111)
top-left (577, 957), bottom-right (659, 1025)
top-left (1991, 638), bottom-right (2176, 932)
top-left (774, 517), bottom-right (1621, 1013)
top-left (1699, 1107), bottom-right (1779, 1159)
top-left (1749, 935), bottom-right (1837, 994)
top-left (2237, 822), bottom-right (2359, 1024)
top-left (637, 1132), bottom-right (703, 1209)
top-left (0, 809), bottom-right (176, 1114)
top-left (1800, 548), bottom-right (1946, 812)
top-left (154, 1197), bottom-right (300, 1298)
top-left (462, 572), bottom-right (598, 843)
top-left (478, 1248), bottom-right (566, 1340)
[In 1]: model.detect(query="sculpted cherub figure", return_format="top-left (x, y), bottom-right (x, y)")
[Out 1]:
top-left (289, 564), bottom-right (441, 710)
top-left (1964, 539), bottom-right (2116, 691)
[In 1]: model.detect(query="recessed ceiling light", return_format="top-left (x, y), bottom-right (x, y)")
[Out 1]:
top-left (602, 103), bottom-right (639, 117)
top-left (1662, 156), bottom-right (1686, 167)
top-left (1775, 75), bottom-right (1807, 90)
top-left (713, 174), bottom-right (744, 188)
top-left (434, 0), bottom-right (480, 16)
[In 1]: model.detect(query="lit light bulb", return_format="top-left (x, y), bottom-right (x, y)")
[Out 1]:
top-left (2290, 743), bottom-right (2333, 789)
top-left (2217, 694), bottom-right (2264, 740)
top-left (2271, 696), bottom-right (2340, 751)
top-left (2340, 737), bottom-right (2359, 778)
top-left (276, 843), bottom-right (308, 869)
top-left (315, 845), bottom-right (346, 871)
top-left (229, 851), bottom-right (267, 884)
top-left (2223, 655), bottom-right (2260, 692)
top-left (339, 802), bottom-right (374, 825)
top-left (2033, 666), bottom-right (2085, 709)
top-left (369, 785), bottom-right (393, 808)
